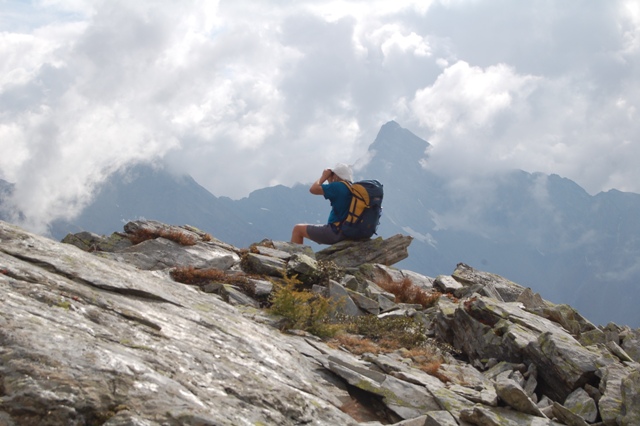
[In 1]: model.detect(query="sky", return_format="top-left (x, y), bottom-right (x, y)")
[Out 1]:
top-left (1, 0), bottom-right (639, 234)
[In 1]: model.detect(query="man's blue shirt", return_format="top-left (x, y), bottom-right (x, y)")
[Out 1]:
top-left (322, 181), bottom-right (352, 224)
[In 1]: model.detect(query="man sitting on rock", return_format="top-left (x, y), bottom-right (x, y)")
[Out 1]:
top-left (291, 163), bottom-right (353, 245)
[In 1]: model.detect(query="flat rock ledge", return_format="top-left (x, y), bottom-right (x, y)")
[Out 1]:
top-left (316, 234), bottom-right (413, 268)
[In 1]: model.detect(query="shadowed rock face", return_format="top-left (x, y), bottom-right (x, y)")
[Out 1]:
top-left (1, 219), bottom-right (640, 426)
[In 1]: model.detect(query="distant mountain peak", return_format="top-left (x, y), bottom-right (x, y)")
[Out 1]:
top-left (365, 121), bottom-right (431, 168)
top-left (372, 121), bottom-right (429, 149)
top-left (381, 120), bottom-right (401, 129)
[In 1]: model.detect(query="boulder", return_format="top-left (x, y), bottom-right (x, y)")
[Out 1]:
top-left (621, 328), bottom-right (640, 362)
top-left (242, 252), bottom-right (286, 277)
top-left (552, 401), bottom-right (590, 426)
top-left (619, 368), bottom-right (640, 426)
top-left (327, 280), bottom-right (362, 317)
top-left (327, 356), bottom-right (441, 420)
top-left (433, 275), bottom-right (463, 293)
top-left (286, 253), bottom-right (320, 283)
top-left (563, 387), bottom-right (598, 423)
top-left (101, 237), bottom-right (240, 271)
top-left (525, 331), bottom-right (600, 402)
top-left (62, 230), bottom-right (132, 252)
top-left (316, 234), bottom-right (412, 268)
top-left (452, 262), bottom-right (526, 302)
top-left (494, 378), bottom-right (546, 417)
top-left (598, 362), bottom-right (630, 426)
top-left (460, 405), bottom-right (565, 426)
top-left (424, 411), bottom-right (458, 426)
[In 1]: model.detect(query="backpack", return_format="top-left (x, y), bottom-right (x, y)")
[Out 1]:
top-left (338, 180), bottom-right (384, 239)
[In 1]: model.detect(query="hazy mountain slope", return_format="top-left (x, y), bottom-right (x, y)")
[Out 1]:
top-left (217, 184), bottom-right (329, 248)
top-left (5, 121), bottom-right (640, 326)
top-left (358, 122), bottom-right (640, 326)
top-left (48, 165), bottom-right (260, 245)
top-left (0, 179), bottom-right (19, 223)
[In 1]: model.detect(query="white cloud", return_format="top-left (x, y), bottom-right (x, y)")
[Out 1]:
top-left (410, 60), bottom-right (540, 182)
top-left (1, 0), bottom-right (640, 234)
top-left (619, 0), bottom-right (640, 56)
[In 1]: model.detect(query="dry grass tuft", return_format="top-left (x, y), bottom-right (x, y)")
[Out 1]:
top-left (402, 346), bottom-right (446, 378)
top-left (419, 360), bottom-right (444, 377)
top-left (170, 266), bottom-right (227, 285)
top-left (376, 276), bottom-right (441, 308)
top-left (330, 334), bottom-right (381, 355)
top-left (330, 333), bottom-right (448, 381)
top-left (170, 266), bottom-right (256, 296)
top-left (128, 228), bottom-right (198, 246)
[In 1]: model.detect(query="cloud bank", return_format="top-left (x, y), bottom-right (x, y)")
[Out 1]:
top-left (1, 0), bottom-right (639, 233)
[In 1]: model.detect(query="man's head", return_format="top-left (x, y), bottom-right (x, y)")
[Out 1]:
top-left (330, 163), bottom-right (353, 182)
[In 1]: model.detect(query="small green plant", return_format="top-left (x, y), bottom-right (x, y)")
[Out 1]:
top-left (268, 274), bottom-right (342, 337)
top-left (344, 315), bottom-right (427, 349)
top-left (56, 299), bottom-right (72, 310)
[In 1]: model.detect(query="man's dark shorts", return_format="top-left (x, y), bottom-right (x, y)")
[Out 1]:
top-left (306, 224), bottom-right (346, 245)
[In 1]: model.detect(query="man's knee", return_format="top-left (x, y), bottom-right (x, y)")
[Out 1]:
top-left (291, 224), bottom-right (307, 243)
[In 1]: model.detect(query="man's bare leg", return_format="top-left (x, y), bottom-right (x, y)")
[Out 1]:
top-left (291, 224), bottom-right (309, 244)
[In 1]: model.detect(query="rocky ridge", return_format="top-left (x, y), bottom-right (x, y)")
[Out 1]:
top-left (1, 219), bottom-right (639, 425)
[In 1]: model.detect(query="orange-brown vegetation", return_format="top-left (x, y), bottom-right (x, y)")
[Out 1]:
top-left (127, 228), bottom-right (198, 246)
top-left (170, 266), bottom-right (256, 296)
top-left (329, 332), bottom-right (447, 379)
top-left (402, 347), bottom-right (446, 378)
top-left (330, 334), bottom-right (381, 355)
top-left (376, 276), bottom-right (441, 308)
top-left (170, 266), bottom-right (227, 285)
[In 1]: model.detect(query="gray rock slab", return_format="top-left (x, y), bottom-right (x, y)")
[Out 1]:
top-left (327, 356), bottom-right (440, 420)
top-left (315, 234), bottom-right (413, 268)
top-left (220, 284), bottom-right (260, 308)
top-left (424, 410), bottom-right (458, 426)
top-left (400, 269), bottom-right (435, 290)
top-left (434, 275), bottom-right (463, 293)
top-left (621, 329), bottom-right (640, 362)
top-left (347, 289), bottom-right (380, 314)
top-left (247, 278), bottom-right (273, 298)
top-left (525, 330), bottom-right (600, 402)
top-left (494, 379), bottom-right (546, 417)
top-left (563, 387), bottom-right (597, 423)
top-left (328, 280), bottom-right (362, 317)
top-left (106, 237), bottom-right (240, 271)
top-left (250, 244), bottom-right (292, 260)
top-left (0, 221), bottom-right (358, 426)
top-left (448, 384), bottom-right (498, 407)
top-left (430, 387), bottom-right (476, 420)
top-left (461, 405), bottom-right (564, 426)
top-left (286, 253), bottom-right (319, 279)
top-left (551, 402), bottom-right (589, 426)
top-left (620, 368), bottom-right (640, 426)
top-left (452, 263), bottom-right (526, 302)
top-left (270, 240), bottom-right (316, 257)
top-left (243, 252), bottom-right (286, 277)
